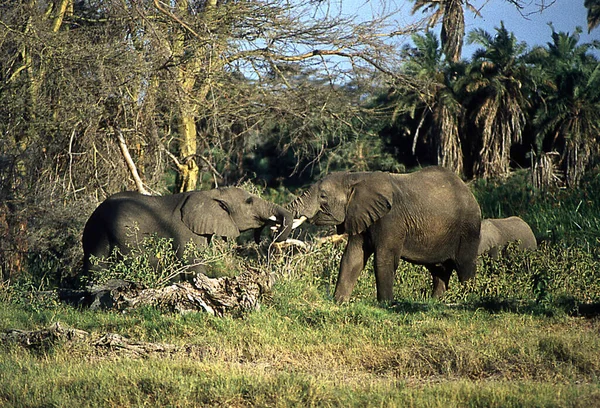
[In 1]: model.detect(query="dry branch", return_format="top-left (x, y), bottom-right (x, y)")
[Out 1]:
top-left (57, 268), bottom-right (273, 317)
top-left (1, 322), bottom-right (178, 358)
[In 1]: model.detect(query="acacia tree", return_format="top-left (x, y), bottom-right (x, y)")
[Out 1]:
top-left (0, 0), bottom-right (406, 281)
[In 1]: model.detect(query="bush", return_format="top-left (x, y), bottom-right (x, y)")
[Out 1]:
top-left (87, 235), bottom-right (250, 289)
top-left (473, 170), bottom-right (600, 247)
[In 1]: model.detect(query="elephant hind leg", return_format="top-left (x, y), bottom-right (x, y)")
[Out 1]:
top-left (455, 237), bottom-right (479, 282)
top-left (427, 262), bottom-right (453, 299)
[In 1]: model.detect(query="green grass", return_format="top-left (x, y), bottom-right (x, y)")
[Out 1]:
top-left (2, 239), bottom-right (600, 407)
top-left (2, 174), bottom-right (600, 406)
top-left (1, 298), bottom-right (599, 407)
top-left (473, 169), bottom-right (600, 247)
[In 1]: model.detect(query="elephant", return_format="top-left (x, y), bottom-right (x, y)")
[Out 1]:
top-left (287, 166), bottom-right (482, 302)
top-left (477, 216), bottom-right (537, 258)
top-left (82, 187), bottom-right (293, 277)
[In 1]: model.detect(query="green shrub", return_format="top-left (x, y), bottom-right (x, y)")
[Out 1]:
top-left (473, 170), bottom-right (600, 246)
top-left (87, 235), bottom-right (247, 288)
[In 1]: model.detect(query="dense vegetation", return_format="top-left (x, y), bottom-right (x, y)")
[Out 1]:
top-left (1, 1), bottom-right (599, 406)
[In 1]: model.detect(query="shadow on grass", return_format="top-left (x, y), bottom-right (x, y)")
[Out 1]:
top-left (386, 297), bottom-right (600, 318)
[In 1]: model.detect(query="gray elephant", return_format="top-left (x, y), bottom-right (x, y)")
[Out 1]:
top-left (82, 187), bottom-right (293, 276)
top-left (478, 216), bottom-right (537, 258)
top-left (287, 166), bottom-right (482, 302)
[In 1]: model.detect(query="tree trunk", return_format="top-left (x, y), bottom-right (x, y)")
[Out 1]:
top-left (170, 0), bottom-right (220, 192)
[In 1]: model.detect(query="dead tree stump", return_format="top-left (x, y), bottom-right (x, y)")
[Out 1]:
top-left (57, 267), bottom-right (273, 316)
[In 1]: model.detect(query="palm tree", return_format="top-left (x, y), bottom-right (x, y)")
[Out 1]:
top-left (386, 31), bottom-right (465, 174)
top-left (412, 0), bottom-right (481, 62)
top-left (461, 22), bottom-right (532, 179)
top-left (529, 27), bottom-right (600, 186)
top-left (585, 0), bottom-right (600, 32)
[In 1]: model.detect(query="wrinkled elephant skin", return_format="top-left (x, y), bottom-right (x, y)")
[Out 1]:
top-left (287, 166), bottom-right (482, 302)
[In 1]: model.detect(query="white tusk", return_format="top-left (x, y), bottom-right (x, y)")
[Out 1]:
top-left (292, 216), bottom-right (307, 229)
top-left (268, 215), bottom-right (278, 221)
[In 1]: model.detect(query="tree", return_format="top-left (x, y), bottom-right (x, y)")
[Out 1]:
top-left (461, 22), bottom-right (532, 178)
top-left (0, 0), bottom-right (404, 281)
top-left (412, 0), bottom-right (480, 62)
top-left (382, 31), bottom-right (464, 174)
top-left (529, 27), bottom-right (600, 186)
top-left (585, 0), bottom-right (600, 32)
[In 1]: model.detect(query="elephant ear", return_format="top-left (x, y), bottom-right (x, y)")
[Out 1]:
top-left (344, 172), bottom-right (394, 235)
top-left (181, 194), bottom-right (240, 238)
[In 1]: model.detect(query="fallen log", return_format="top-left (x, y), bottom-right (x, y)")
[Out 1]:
top-left (57, 267), bottom-right (272, 316)
top-left (1, 322), bottom-right (178, 357)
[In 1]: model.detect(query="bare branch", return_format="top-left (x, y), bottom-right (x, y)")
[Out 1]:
top-left (116, 130), bottom-right (150, 195)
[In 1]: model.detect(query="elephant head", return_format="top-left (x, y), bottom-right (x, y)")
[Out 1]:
top-left (287, 171), bottom-right (395, 235)
top-left (181, 187), bottom-right (293, 243)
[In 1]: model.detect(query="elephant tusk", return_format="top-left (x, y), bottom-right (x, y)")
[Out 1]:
top-left (268, 215), bottom-right (277, 222)
top-left (292, 216), bottom-right (307, 229)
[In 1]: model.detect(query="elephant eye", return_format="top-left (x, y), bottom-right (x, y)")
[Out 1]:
top-left (319, 192), bottom-right (327, 200)
top-left (245, 197), bottom-right (253, 204)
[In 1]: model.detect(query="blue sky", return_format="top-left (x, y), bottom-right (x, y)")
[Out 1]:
top-left (343, 0), bottom-right (599, 57)
top-left (462, 0), bottom-right (598, 55)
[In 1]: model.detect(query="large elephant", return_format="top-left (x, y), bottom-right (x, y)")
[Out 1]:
top-left (82, 187), bottom-right (293, 275)
top-left (477, 216), bottom-right (537, 258)
top-left (287, 166), bottom-right (482, 302)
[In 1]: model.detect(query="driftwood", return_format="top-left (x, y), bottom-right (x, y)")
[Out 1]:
top-left (1, 322), bottom-right (178, 357)
top-left (57, 267), bottom-right (272, 317)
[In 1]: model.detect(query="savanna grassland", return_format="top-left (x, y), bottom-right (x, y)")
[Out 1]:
top-left (1, 173), bottom-right (600, 407)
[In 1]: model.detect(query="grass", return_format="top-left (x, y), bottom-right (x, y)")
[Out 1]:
top-left (2, 296), bottom-right (600, 407)
top-left (2, 172), bottom-right (600, 406)
top-left (2, 239), bottom-right (600, 407)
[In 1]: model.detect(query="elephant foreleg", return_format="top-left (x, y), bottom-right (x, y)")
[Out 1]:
top-left (333, 234), bottom-right (373, 303)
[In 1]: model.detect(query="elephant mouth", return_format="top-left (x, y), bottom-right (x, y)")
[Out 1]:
top-left (291, 211), bottom-right (343, 230)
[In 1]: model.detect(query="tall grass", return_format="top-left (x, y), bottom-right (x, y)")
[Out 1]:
top-left (473, 169), bottom-right (600, 247)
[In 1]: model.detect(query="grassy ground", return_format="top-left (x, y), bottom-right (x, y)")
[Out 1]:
top-left (2, 172), bottom-right (599, 407)
top-left (2, 239), bottom-right (600, 407)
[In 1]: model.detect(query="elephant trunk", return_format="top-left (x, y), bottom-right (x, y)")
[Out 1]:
top-left (286, 190), bottom-right (315, 229)
top-left (254, 204), bottom-right (293, 244)
top-left (271, 205), bottom-right (293, 242)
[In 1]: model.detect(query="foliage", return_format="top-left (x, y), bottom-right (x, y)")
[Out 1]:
top-left (528, 26), bottom-right (600, 186)
top-left (462, 22), bottom-right (531, 178)
top-left (472, 169), bottom-right (600, 246)
top-left (378, 23), bottom-right (599, 183)
top-left (87, 235), bottom-right (248, 289)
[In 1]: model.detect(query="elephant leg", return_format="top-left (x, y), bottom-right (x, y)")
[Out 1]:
top-left (373, 249), bottom-right (400, 303)
top-left (427, 262), bottom-right (453, 299)
top-left (333, 234), bottom-right (373, 303)
top-left (455, 241), bottom-right (478, 283)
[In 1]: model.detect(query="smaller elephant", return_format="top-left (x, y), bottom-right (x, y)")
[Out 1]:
top-left (478, 216), bottom-right (537, 258)
top-left (82, 187), bottom-right (293, 278)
